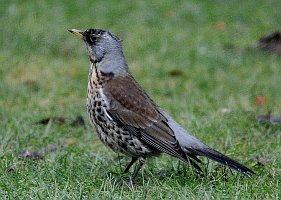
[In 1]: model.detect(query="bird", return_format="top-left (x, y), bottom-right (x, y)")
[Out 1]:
top-left (68, 28), bottom-right (254, 182)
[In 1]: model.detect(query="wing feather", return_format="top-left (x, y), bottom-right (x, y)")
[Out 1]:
top-left (104, 75), bottom-right (188, 161)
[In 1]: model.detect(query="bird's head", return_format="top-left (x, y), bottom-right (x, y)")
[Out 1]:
top-left (68, 28), bottom-right (122, 62)
top-left (68, 28), bottom-right (128, 75)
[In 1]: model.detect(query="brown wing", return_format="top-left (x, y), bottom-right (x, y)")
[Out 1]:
top-left (103, 75), bottom-right (188, 162)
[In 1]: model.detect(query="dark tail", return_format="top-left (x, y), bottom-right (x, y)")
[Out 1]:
top-left (187, 147), bottom-right (255, 176)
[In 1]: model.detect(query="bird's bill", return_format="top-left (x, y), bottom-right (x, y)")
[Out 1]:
top-left (68, 29), bottom-right (85, 40)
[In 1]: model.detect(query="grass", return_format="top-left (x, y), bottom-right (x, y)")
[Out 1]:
top-left (1, 0), bottom-right (281, 199)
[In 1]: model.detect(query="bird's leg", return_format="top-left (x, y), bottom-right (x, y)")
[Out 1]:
top-left (124, 157), bottom-right (138, 173)
top-left (130, 157), bottom-right (145, 182)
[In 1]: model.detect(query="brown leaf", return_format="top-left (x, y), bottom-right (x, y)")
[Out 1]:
top-left (36, 117), bottom-right (66, 125)
top-left (24, 79), bottom-right (37, 85)
top-left (70, 115), bottom-right (85, 127)
top-left (165, 10), bottom-right (175, 18)
top-left (65, 138), bottom-right (76, 146)
top-left (23, 79), bottom-right (40, 92)
top-left (69, 67), bottom-right (78, 77)
top-left (256, 96), bottom-right (266, 105)
top-left (168, 69), bottom-right (184, 77)
top-left (216, 22), bottom-right (226, 31)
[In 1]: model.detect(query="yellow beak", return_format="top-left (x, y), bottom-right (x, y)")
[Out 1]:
top-left (68, 29), bottom-right (85, 40)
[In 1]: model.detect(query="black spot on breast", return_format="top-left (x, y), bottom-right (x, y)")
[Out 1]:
top-left (121, 131), bottom-right (128, 136)
top-left (135, 146), bottom-right (142, 151)
top-left (117, 134), bottom-right (122, 140)
top-left (107, 143), bottom-right (113, 149)
top-left (97, 115), bottom-right (105, 122)
top-left (109, 131), bottom-right (114, 137)
top-left (99, 125), bottom-right (107, 133)
top-left (118, 141), bottom-right (128, 150)
top-left (96, 107), bottom-right (102, 113)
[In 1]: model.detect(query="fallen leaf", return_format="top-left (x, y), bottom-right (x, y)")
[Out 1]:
top-left (257, 31), bottom-right (281, 54)
top-left (69, 67), bottom-right (78, 77)
top-left (24, 79), bottom-right (37, 85)
top-left (253, 155), bottom-right (270, 166)
top-left (35, 115), bottom-right (86, 127)
top-left (36, 117), bottom-right (66, 125)
top-left (70, 115), bottom-right (85, 127)
top-left (168, 69), bottom-right (184, 77)
top-left (20, 144), bottom-right (60, 160)
top-left (216, 22), bottom-right (226, 31)
top-left (165, 10), bottom-right (175, 18)
top-left (23, 79), bottom-right (40, 92)
top-left (257, 114), bottom-right (281, 125)
top-left (65, 138), bottom-right (76, 146)
top-left (256, 96), bottom-right (266, 105)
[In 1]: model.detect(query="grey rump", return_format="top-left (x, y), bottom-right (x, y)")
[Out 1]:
top-left (68, 28), bottom-right (254, 182)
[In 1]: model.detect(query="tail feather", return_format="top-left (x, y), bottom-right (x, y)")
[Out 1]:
top-left (160, 110), bottom-right (255, 176)
top-left (187, 147), bottom-right (255, 176)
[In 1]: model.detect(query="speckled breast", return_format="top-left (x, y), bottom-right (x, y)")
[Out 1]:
top-left (86, 65), bottom-right (152, 157)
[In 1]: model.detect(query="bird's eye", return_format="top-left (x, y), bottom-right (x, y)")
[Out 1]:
top-left (96, 30), bottom-right (102, 36)
top-left (89, 35), bottom-right (97, 43)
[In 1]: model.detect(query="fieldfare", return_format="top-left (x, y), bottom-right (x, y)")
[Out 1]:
top-left (68, 28), bottom-right (254, 182)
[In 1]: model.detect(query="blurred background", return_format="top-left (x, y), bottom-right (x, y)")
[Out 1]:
top-left (0, 0), bottom-right (280, 198)
top-left (1, 1), bottom-right (280, 115)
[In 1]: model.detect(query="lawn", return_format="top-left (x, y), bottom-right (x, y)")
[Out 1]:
top-left (0, 0), bottom-right (281, 199)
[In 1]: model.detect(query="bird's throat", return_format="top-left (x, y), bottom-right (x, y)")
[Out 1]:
top-left (88, 62), bottom-right (114, 92)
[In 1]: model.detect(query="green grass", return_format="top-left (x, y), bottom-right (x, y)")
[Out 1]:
top-left (1, 0), bottom-right (281, 199)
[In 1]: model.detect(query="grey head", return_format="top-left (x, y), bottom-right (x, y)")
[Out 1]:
top-left (68, 28), bottom-right (129, 75)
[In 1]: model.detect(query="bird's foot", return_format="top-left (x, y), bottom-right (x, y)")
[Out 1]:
top-left (115, 176), bottom-right (134, 188)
